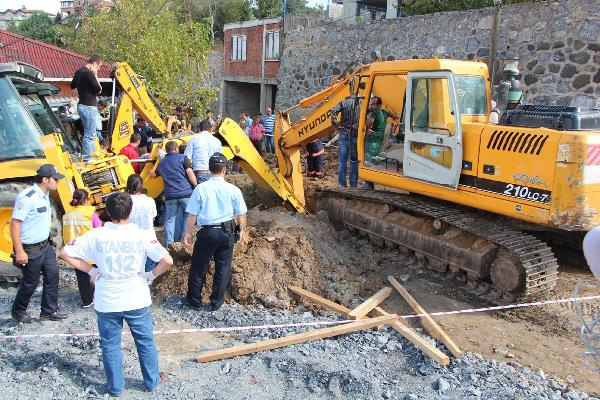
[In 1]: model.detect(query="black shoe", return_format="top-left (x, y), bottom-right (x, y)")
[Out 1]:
top-left (40, 312), bottom-right (67, 321)
top-left (210, 303), bottom-right (223, 312)
top-left (11, 311), bottom-right (33, 324)
top-left (182, 298), bottom-right (202, 310)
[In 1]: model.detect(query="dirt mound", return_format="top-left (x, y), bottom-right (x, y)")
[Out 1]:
top-left (153, 208), bottom-right (404, 308)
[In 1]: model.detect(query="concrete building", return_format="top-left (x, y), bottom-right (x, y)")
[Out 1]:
top-left (0, 6), bottom-right (53, 30)
top-left (334, 0), bottom-right (398, 20)
top-left (221, 17), bottom-right (281, 120)
top-left (60, 0), bottom-right (113, 18)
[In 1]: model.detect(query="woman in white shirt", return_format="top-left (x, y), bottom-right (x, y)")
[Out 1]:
top-left (126, 174), bottom-right (158, 272)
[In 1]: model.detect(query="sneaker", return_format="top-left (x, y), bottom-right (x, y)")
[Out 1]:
top-left (39, 312), bottom-right (67, 321)
top-left (11, 311), bottom-right (33, 324)
top-left (82, 301), bottom-right (94, 309)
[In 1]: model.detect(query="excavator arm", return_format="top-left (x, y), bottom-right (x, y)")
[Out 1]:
top-left (274, 65), bottom-right (370, 206)
top-left (108, 62), bottom-right (183, 154)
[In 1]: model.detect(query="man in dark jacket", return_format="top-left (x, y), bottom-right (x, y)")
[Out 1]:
top-left (152, 141), bottom-right (197, 244)
top-left (71, 54), bottom-right (103, 160)
top-left (331, 95), bottom-right (362, 187)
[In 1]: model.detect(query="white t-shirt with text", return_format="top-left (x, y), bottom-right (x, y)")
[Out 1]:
top-left (129, 194), bottom-right (157, 239)
top-left (63, 222), bottom-right (168, 312)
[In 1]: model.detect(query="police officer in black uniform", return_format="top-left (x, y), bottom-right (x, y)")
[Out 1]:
top-left (11, 164), bottom-right (68, 323)
top-left (183, 153), bottom-right (247, 311)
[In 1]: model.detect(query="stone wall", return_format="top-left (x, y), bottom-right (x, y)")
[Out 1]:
top-left (277, 0), bottom-right (600, 110)
top-left (204, 47), bottom-right (224, 114)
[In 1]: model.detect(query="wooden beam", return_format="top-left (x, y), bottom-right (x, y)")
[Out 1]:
top-left (347, 287), bottom-right (393, 320)
top-left (196, 314), bottom-right (397, 363)
top-left (289, 286), bottom-right (450, 365)
top-left (388, 276), bottom-right (462, 358)
top-left (289, 286), bottom-right (350, 314)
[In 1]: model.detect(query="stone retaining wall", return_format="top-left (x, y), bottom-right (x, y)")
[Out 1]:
top-left (277, 0), bottom-right (600, 110)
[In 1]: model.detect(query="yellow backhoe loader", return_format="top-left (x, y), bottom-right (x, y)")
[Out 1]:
top-left (0, 62), bottom-right (134, 281)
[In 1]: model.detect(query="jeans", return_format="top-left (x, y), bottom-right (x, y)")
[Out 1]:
top-left (187, 228), bottom-right (235, 309)
top-left (96, 306), bottom-right (160, 396)
top-left (12, 245), bottom-right (59, 316)
top-left (338, 133), bottom-right (358, 187)
top-left (164, 197), bottom-right (189, 244)
top-left (77, 104), bottom-right (98, 159)
top-left (195, 172), bottom-right (211, 184)
top-left (263, 134), bottom-right (275, 154)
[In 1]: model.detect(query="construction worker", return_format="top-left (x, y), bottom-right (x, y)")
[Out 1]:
top-left (62, 189), bottom-right (102, 308)
top-left (306, 139), bottom-right (325, 178)
top-left (59, 192), bottom-right (172, 397)
top-left (151, 140), bottom-right (198, 245)
top-left (183, 152), bottom-right (247, 311)
top-left (11, 164), bottom-right (67, 323)
top-left (332, 94), bottom-right (362, 188)
top-left (71, 54), bottom-right (103, 160)
top-left (184, 120), bottom-right (222, 184)
top-left (120, 132), bottom-right (142, 174)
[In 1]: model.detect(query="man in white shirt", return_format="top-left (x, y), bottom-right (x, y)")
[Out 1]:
top-left (59, 192), bottom-right (173, 397)
top-left (583, 226), bottom-right (600, 280)
top-left (184, 120), bottom-right (222, 183)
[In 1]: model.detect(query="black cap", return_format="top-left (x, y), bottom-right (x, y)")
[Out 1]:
top-left (36, 163), bottom-right (65, 180)
top-left (208, 152), bottom-right (227, 168)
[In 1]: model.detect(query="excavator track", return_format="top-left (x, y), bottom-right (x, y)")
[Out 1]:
top-left (323, 187), bottom-right (559, 303)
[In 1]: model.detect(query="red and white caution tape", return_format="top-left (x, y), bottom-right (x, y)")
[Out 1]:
top-left (0, 295), bottom-right (598, 341)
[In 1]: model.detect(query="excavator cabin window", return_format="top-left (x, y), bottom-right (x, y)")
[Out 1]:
top-left (362, 73), bottom-right (407, 173)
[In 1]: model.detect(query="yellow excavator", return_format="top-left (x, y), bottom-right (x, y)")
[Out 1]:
top-left (101, 59), bottom-right (600, 302)
top-left (213, 59), bottom-right (600, 303)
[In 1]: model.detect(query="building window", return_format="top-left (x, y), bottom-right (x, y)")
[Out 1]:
top-left (232, 34), bottom-right (247, 61)
top-left (265, 31), bottom-right (279, 60)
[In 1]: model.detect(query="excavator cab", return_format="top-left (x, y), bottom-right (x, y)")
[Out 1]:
top-left (361, 70), bottom-right (464, 189)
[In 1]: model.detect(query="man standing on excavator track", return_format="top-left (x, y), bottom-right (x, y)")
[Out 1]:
top-left (332, 94), bottom-right (362, 188)
top-left (71, 54), bottom-right (103, 161)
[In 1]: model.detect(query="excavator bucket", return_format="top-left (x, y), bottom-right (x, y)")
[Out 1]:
top-left (216, 118), bottom-right (306, 213)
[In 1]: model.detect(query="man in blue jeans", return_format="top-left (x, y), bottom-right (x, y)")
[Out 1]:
top-left (60, 192), bottom-right (173, 396)
top-left (71, 54), bottom-right (103, 160)
top-left (152, 140), bottom-right (197, 244)
top-left (332, 95), bottom-right (362, 187)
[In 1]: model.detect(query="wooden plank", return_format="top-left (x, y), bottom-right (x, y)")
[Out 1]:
top-left (388, 276), bottom-right (462, 358)
top-left (196, 314), bottom-right (397, 363)
top-left (288, 286), bottom-right (350, 314)
top-left (373, 306), bottom-right (450, 365)
top-left (289, 285), bottom-right (449, 365)
top-left (347, 287), bottom-right (393, 320)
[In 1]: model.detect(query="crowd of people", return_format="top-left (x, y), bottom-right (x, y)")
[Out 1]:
top-left (9, 108), bottom-right (247, 395)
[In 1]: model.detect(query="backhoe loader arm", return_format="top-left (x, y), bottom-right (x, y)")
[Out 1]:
top-left (274, 65), bottom-right (370, 206)
top-left (109, 62), bottom-right (169, 153)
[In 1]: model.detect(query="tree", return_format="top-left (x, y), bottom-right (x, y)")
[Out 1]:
top-left (191, 0), bottom-right (253, 42)
top-left (7, 13), bottom-right (62, 46)
top-left (62, 0), bottom-right (217, 117)
top-left (397, 0), bottom-right (535, 15)
top-left (252, 0), bottom-right (324, 18)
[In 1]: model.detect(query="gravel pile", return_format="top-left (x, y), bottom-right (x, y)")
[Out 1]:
top-left (0, 274), bottom-right (597, 399)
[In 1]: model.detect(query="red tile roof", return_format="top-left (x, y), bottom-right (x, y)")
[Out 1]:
top-left (0, 29), bottom-right (110, 79)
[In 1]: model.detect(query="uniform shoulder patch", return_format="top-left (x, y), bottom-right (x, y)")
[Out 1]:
top-left (25, 190), bottom-right (35, 197)
top-left (150, 240), bottom-right (158, 244)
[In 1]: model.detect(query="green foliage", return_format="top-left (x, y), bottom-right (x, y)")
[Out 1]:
top-left (191, 0), bottom-right (254, 41)
top-left (252, 0), bottom-right (324, 18)
top-left (62, 0), bottom-right (217, 117)
top-left (397, 0), bottom-right (536, 15)
top-left (7, 13), bottom-right (63, 46)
